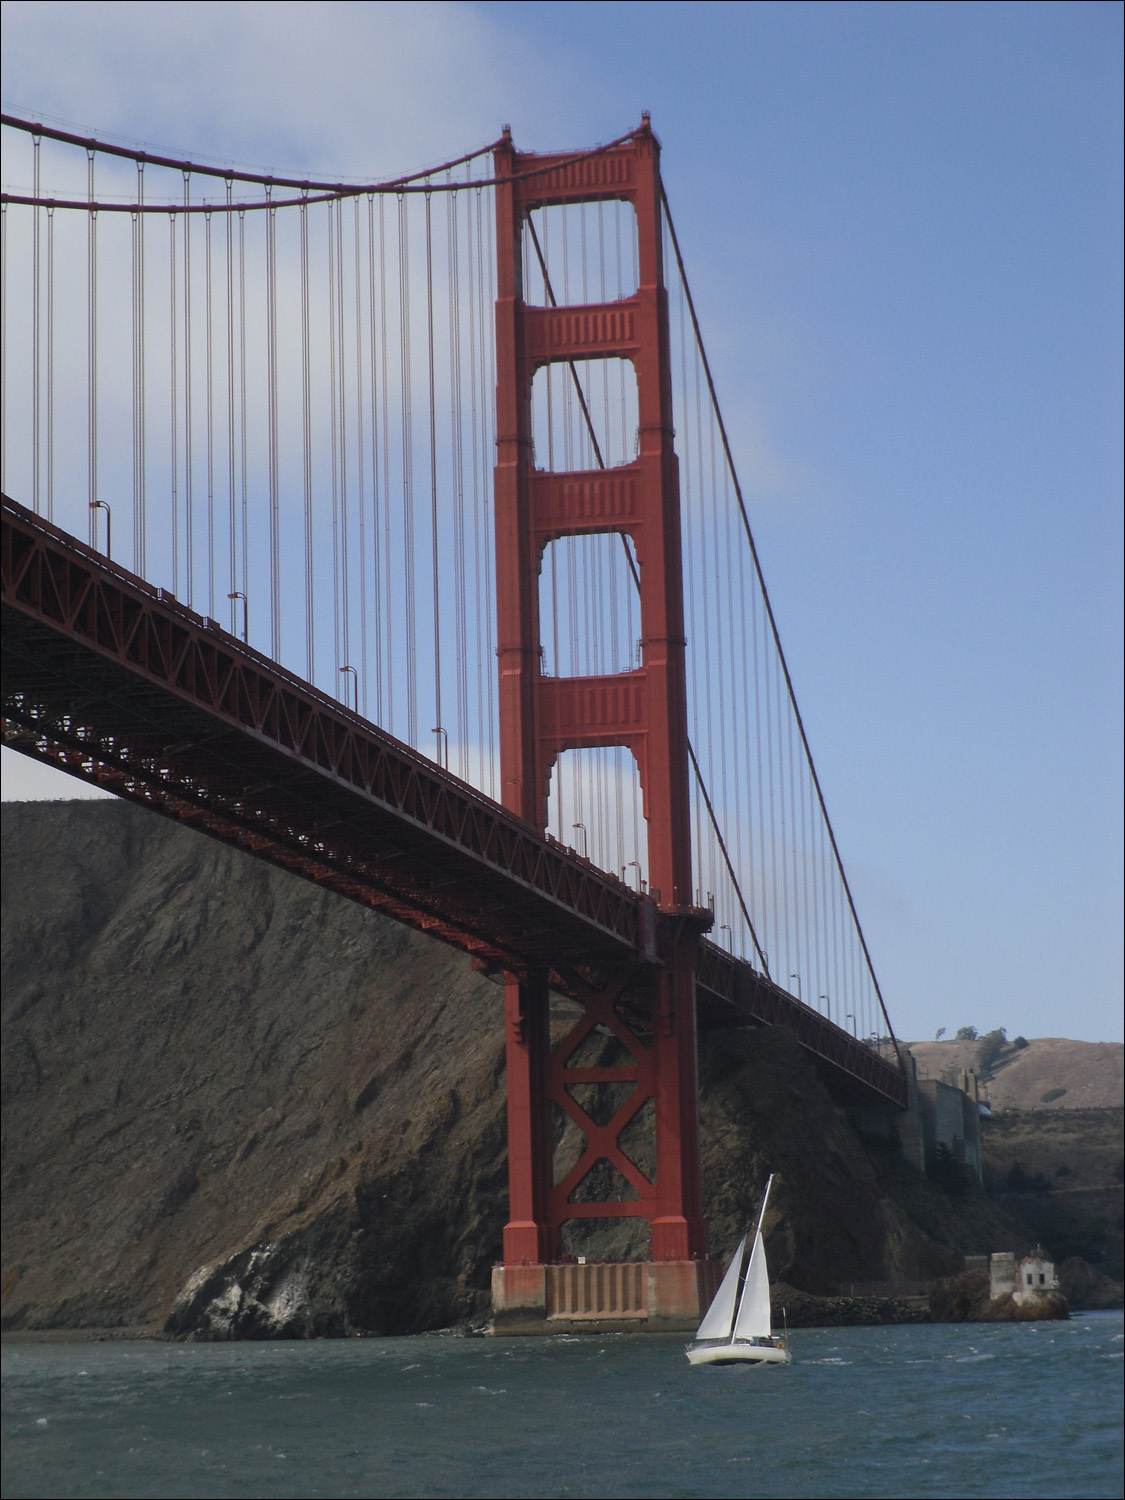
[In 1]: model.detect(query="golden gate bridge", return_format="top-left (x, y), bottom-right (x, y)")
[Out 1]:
top-left (1, 112), bottom-right (906, 1329)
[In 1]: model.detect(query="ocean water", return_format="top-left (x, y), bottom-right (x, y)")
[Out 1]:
top-left (2, 1314), bottom-right (1122, 1500)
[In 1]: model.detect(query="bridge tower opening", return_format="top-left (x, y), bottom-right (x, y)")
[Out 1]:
top-left (491, 120), bottom-right (714, 1329)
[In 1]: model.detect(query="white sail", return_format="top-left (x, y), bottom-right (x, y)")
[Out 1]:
top-left (694, 1232), bottom-right (747, 1342)
top-left (687, 1172), bottom-right (790, 1367)
top-left (732, 1230), bottom-right (772, 1342)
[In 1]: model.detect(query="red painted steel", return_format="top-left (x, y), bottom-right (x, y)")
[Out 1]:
top-left (1, 495), bottom-right (646, 975)
top-left (694, 941), bottom-right (908, 1107)
top-left (493, 122), bottom-right (707, 1263)
top-left (2, 490), bottom-right (907, 1115)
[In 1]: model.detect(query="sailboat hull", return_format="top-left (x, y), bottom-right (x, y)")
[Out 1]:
top-left (688, 1175), bottom-right (792, 1368)
top-left (686, 1340), bottom-right (791, 1368)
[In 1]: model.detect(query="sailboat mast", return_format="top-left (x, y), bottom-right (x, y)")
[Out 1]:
top-left (753, 1175), bottom-right (774, 1246)
top-left (730, 1178), bottom-right (773, 1322)
top-left (729, 1174), bottom-right (775, 1343)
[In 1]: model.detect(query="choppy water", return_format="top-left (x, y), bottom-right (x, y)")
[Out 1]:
top-left (3, 1314), bottom-right (1122, 1499)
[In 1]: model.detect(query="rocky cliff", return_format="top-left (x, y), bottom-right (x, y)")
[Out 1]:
top-left (2, 797), bottom-right (1040, 1337)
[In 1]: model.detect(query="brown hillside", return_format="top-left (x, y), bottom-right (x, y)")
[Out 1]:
top-left (980, 1108), bottom-right (1124, 1288)
top-left (908, 1038), bottom-right (1123, 1111)
top-left (0, 799), bottom-right (1050, 1336)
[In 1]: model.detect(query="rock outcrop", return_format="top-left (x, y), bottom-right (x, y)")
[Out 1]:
top-left (929, 1272), bottom-right (1069, 1323)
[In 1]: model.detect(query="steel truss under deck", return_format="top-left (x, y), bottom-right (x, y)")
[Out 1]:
top-left (2, 490), bottom-right (906, 1116)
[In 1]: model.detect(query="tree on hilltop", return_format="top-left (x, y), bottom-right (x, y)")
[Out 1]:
top-left (977, 1028), bottom-right (1008, 1078)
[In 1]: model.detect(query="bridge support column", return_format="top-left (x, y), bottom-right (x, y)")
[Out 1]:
top-left (501, 971), bottom-right (553, 1265)
top-left (651, 935), bottom-right (707, 1261)
top-left (491, 121), bottom-right (712, 1330)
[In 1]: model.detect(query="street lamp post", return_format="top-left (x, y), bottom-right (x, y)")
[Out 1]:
top-left (89, 500), bottom-right (111, 558)
top-left (227, 591), bottom-right (248, 643)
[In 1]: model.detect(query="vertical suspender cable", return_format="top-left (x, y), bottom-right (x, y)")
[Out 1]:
top-left (266, 190), bottom-right (280, 658)
top-left (238, 209), bottom-right (248, 603)
top-left (425, 188), bottom-right (443, 763)
top-left (135, 162), bottom-right (146, 577)
top-left (130, 206), bottom-right (139, 563)
top-left (336, 198), bottom-right (351, 687)
top-left (1, 196), bottom-right (6, 496)
top-left (328, 200), bottom-right (342, 684)
top-left (448, 185), bottom-right (468, 776)
top-left (353, 200), bottom-right (368, 717)
top-left (205, 209), bottom-right (216, 617)
top-left (372, 196), bottom-right (390, 723)
top-left (32, 134), bottom-right (40, 512)
top-left (225, 179), bottom-right (237, 634)
top-left (378, 196), bottom-right (393, 732)
top-left (483, 191), bottom-right (498, 797)
top-left (405, 190), bottom-right (423, 747)
top-left (183, 172), bottom-right (194, 603)
top-left (169, 215), bottom-right (179, 590)
top-left (778, 660), bottom-right (794, 980)
top-left (663, 190), bottom-right (899, 1051)
top-left (466, 183), bottom-right (484, 786)
top-left (300, 197), bottom-right (314, 678)
top-left (87, 150), bottom-right (98, 546)
top-left (46, 205), bottom-right (55, 522)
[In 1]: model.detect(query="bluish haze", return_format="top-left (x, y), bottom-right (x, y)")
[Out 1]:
top-left (2, 1), bottom-right (1121, 1042)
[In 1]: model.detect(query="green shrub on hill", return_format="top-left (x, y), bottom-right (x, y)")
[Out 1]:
top-left (978, 1028), bottom-right (1008, 1077)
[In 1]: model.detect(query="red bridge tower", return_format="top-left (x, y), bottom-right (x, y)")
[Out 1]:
top-left (490, 121), bottom-right (715, 1331)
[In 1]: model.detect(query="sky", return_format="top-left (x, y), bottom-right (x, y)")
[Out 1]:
top-left (2, 0), bottom-right (1121, 1043)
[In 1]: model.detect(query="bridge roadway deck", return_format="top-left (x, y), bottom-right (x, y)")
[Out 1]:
top-left (2, 495), bottom-right (907, 1109)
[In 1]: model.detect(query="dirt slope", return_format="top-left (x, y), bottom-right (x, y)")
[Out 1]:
top-left (908, 1038), bottom-right (1123, 1110)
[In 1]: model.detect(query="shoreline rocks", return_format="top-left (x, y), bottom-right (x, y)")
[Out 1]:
top-left (929, 1272), bottom-right (1069, 1322)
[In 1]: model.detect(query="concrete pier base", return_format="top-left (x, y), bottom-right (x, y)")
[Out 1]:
top-left (490, 1260), bottom-right (720, 1335)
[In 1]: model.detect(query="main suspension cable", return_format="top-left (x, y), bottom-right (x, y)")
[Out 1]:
top-left (661, 186), bottom-right (899, 1051)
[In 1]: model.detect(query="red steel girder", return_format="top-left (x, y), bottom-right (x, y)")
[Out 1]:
top-left (695, 940), bottom-right (908, 1109)
top-left (1, 494), bottom-right (648, 977)
top-left (3, 492), bottom-right (909, 1117)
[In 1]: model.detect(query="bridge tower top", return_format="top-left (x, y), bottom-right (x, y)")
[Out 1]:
top-left (492, 120), bottom-right (693, 912)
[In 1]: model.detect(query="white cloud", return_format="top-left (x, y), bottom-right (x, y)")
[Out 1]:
top-left (1, 1), bottom-right (573, 180)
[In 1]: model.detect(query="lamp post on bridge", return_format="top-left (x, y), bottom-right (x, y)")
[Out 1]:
top-left (227, 591), bottom-right (248, 643)
top-left (338, 665), bottom-right (358, 714)
top-left (789, 973), bottom-right (802, 1002)
top-left (89, 500), bottom-right (111, 559)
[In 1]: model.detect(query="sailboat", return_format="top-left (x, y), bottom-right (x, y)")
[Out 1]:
top-left (686, 1173), bottom-right (791, 1367)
